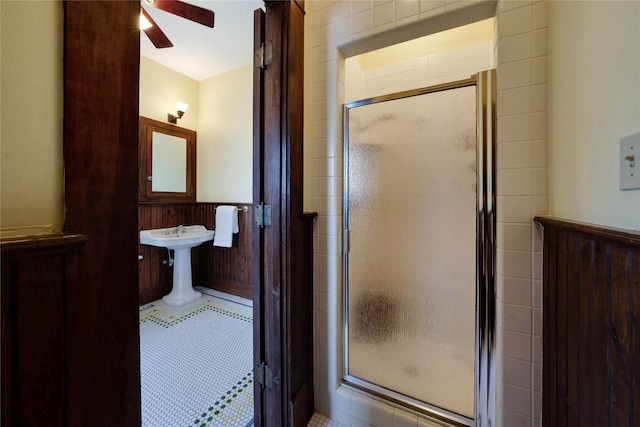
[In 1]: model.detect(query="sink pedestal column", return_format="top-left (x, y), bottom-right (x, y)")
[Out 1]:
top-left (162, 247), bottom-right (202, 307)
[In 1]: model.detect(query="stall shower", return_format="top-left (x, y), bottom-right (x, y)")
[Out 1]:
top-left (343, 71), bottom-right (496, 426)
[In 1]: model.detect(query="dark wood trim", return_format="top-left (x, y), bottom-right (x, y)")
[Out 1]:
top-left (292, 0), bottom-right (305, 14)
top-left (138, 116), bottom-right (196, 204)
top-left (290, 212), bottom-right (317, 424)
top-left (535, 216), bottom-right (640, 246)
top-left (1, 234), bottom-right (88, 261)
top-left (258, 2), bottom-right (312, 426)
top-left (63, 2), bottom-right (141, 425)
top-left (262, 2), bottom-right (287, 424)
top-left (253, 7), bottom-right (266, 426)
top-left (1, 234), bottom-right (88, 427)
top-left (535, 216), bottom-right (640, 427)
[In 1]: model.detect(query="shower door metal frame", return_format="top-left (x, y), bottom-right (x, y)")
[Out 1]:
top-left (342, 70), bottom-right (496, 427)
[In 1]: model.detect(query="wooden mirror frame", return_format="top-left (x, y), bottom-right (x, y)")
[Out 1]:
top-left (138, 116), bottom-right (196, 203)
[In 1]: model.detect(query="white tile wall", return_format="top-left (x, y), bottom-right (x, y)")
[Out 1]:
top-left (346, 40), bottom-right (494, 101)
top-left (495, 2), bottom-right (547, 426)
top-left (371, 399), bottom-right (395, 426)
top-left (306, 1), bottom-right (547, 426)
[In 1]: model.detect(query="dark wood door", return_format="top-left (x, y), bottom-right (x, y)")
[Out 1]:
top-left (254, 2), bottom-right (313, 426)
top-left (252, 6), bottom-right (267, 426)
top-left (63, 2), bottom-right (141, 425)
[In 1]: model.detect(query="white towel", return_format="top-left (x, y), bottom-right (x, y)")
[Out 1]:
top-left (213, 206), bottom-right (239, 248)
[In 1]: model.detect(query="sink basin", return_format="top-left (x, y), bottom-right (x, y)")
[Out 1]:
top-left (139, 225), bottom-right (214, 306)
top-left (140, 225), bottom-right (213, 250)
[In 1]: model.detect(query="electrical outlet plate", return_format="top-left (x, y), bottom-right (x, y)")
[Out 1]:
top-left (620, 131), bottom-right (640, 191)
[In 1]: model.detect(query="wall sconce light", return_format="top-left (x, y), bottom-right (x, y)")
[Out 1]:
top-left (168, 101), bottom-right (189, 124)
top-left (140, 11), bottom-right (153, 30)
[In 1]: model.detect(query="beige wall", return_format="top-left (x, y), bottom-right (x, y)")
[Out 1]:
top-left (1, 0), bottom-right (253, 238)
top-left (140, 60), bottom-right (253, 204)
top-left (548, 1), bottom-right (640, 230)
top-left (1, 1), bottom-right (64, 237)
top-left (140, 56), bottom-right (200, 132)
top-left (198, 65), bottom-right (253, 203)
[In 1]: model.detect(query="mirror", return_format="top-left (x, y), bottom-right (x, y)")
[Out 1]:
top-left (151, 131), bottom-right (187, 192)
top-left (138, 116), bottom-right (196, 203)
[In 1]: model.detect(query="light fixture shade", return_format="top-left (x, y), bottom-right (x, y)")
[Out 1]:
top-left (176, 101), bottom-right (189, 113)
top-left (140, 12), bottom-right (153, 30)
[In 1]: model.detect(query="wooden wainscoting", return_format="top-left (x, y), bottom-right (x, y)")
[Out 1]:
top-left (1, 233), bottom-right (88, 426)
top-left (138, 203), bottom-right (253, 305)
top-left (196, 204), bottom-right (253, 300)
top-left (138, 204), bottom-right (199, 304)
top-left (535, 217), bottom-right (639, 427)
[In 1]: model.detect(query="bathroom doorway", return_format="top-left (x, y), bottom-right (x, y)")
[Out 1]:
top-left (136, 1), bottom-right (313, 425)
top-left (343, 71), bottom-right (495, 426)
top-left (137, 2), bottom-right (260, 425)
top-left (62, 1), bottom-right (310, 426)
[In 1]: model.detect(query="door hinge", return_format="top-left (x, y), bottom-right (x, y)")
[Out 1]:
top-left (254, 43), bottom-right (272, 69)
top-left (254, 362), bottom-right (273, 389)
top-left (255, 203), bottom-right (272, 228)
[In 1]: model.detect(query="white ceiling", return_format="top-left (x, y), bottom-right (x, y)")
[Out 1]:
top-left (140, 0), bottom-right (263, 82)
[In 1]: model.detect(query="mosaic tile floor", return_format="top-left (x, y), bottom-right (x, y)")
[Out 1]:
top-left (140, 289), bottom-right (342, 427)
top-left (307, 413), bottom-right (345, 427)
top-left (140, 290), bottom-right (253, 427)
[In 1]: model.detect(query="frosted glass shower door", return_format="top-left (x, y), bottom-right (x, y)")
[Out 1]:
top-left (344, 83), bottom-right (478, 421)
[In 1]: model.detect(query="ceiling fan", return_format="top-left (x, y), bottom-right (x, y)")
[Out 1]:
top-left (141, 0), bottom-right (215, 49)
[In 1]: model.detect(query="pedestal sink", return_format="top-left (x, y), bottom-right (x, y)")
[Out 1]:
top-left (140, 225), bottom-right (214, 306)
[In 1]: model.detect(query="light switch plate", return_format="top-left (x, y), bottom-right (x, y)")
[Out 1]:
top-left (620, 131), bottom-right (640, 191)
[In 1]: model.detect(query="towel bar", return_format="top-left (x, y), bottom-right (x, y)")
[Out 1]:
top-left (215, 205), bottom-right (248, 213)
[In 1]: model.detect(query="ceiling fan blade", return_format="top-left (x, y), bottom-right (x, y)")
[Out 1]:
top-left (141, 7), bottom-right (173, 49)
top-left (146, 0), bottom-right (214, 28)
